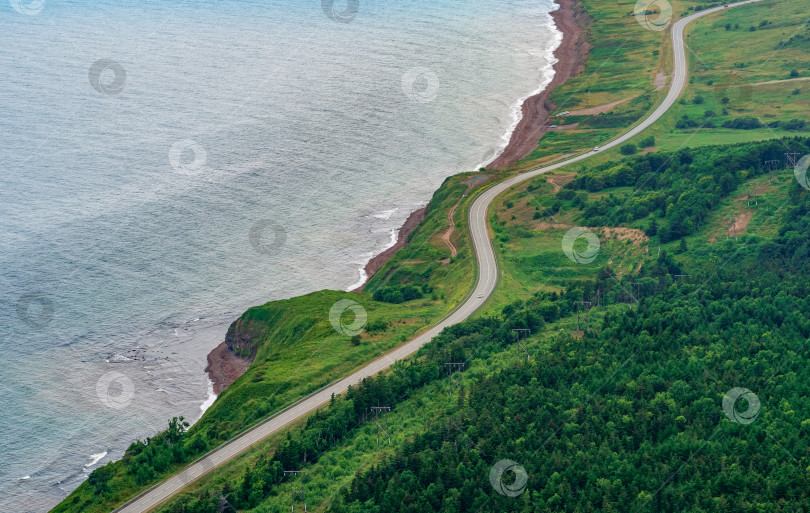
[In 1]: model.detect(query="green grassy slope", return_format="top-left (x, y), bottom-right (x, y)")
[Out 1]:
top-left (154, 137), bottom-right (810, 512)
top-left (52, 172), bottom-right (491, 513)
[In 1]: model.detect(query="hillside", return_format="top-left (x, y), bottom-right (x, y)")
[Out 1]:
top-left (150, 137), bottom-right (810, 513)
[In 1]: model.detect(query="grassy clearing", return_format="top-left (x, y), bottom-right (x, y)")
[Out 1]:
top-left (602, 0), bottom-right (810, 161)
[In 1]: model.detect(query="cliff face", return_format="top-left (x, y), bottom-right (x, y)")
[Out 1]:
top-left (224, 318), bottom-right (262, 361)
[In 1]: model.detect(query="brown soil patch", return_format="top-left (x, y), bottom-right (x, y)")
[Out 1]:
top-left (546, 173), bottom-right (576, 192)
top-left (395, 318), bottom-right (421, 325)
top-left (567, 97), bottom-right (632, 116)
top-left (441, 205), bottom-right (459, 258)
top-left (729, 210), bottom-right (754, 237)
top-left (527, 223), bottom-right (648, 246)
top-left (462, 174), bottom-right (493, 189)
top-left (750, 76), bottom-right (810, 87)
top-left (654, 72), bottom-right (669, 91)
top-left (533, 221), bottom-right (573, 230)
top-left (401, 260), bottom-right (427, 265)
top-left (641, 146), bottom-right (657, 155)
top-left (597, 227), bottom-right (649, 245)
top-left (442, 175), bottom-right (494, 257)
top-left (549, 123), bottom-right (579, 130)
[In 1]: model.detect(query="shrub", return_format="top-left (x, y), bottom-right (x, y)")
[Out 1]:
top-left (782, 119), bottom-right (807, 131)
top-left (721, 116), bottom-right (762, 129)
top-left (620, 144), bottom-right (638, 155)
top-left (556, 189), bottom-right (576, 200)
top-left (640, 136), bottom-right (655, 148)
top-left (676, 115), bottom-right (699, 129)
top-left (366, 319), bottom-right (388, 332)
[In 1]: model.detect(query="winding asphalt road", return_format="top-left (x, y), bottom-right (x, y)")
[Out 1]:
top-left (113, 1), bottom-right (761, 511)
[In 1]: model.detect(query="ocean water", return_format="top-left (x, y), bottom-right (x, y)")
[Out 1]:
top-left (0, 0), bottom-right (561, 509)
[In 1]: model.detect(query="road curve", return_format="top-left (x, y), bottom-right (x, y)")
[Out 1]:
top-left (114, 2), bottom-right (761, 511)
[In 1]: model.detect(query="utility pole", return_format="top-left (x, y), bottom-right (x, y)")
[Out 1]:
top-left (444, 362), bottom-right (465, 399)
top-left (284, 471), bottom-right (307, 512)
top-left (369, 406), bottom-right (392, 445)
top-left (765, 159), bottom-right (780, 183)
top-left (512, 329), bottom-right (531, 362)
top-left (786, 152), bottom-right (800, 169)
top-left (630, 282), bottom-right (644, 302)
top-left (574, 301), bottom-right (593, 332)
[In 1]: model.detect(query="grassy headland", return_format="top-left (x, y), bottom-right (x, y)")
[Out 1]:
top-left (52, 171), bottom-right (493, 513)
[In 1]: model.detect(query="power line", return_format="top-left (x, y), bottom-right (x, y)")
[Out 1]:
top-left (512, 329), bottom-right (531, 363)
top-left (283, 471), bottom-right (307, 512)
top-left (574, 301), bottom-right (593, 332)
top-left (369, 406), bottom-right (392, 445)
top-left (444, 363), bottom-right (465, 399)
top-left (786, 152), bottom-right (800, 169)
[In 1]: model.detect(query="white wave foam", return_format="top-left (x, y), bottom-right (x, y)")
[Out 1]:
top-left (345, 252), bottom-right (373, 292)
top-left (199, 378), bottom-right (217, 416)
top-left (475, 7), bottom-right (564, 170)
top-left (85, 451), bottom-right (107, 468)
top-left (372, 208), bottom-right (398, 220)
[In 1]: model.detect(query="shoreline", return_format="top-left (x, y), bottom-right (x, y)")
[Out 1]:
top-left (204, 0), bottom-right (587, 395)
top-left (350, 0), bottom-right (588, 291)
top-left (488, 0), bottom-right (589, 169)
top-left (350, 206), bottom-right (428, 293)
top-left (205, 341), bottom-right (250, 395)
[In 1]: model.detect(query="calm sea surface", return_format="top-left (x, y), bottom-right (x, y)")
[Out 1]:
top-left (0, 0), bottom-right (560, 509)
